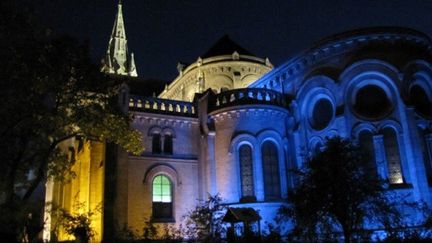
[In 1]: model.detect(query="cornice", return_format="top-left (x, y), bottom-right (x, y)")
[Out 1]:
top-left (251, 28), bottom-right (432, 88)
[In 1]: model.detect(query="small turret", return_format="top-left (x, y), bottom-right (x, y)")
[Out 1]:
top-left (129, 53), bottom-right (138, 77)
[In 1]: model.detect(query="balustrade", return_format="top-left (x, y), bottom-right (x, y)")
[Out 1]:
top-left (128, 88), bottom-right (289, 116)
top-left (209, 88), bottom-right (289, 112)
top-left (128, 96), bottom-right (196, 116)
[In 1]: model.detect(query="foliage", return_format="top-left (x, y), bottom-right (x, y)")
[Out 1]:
top-left (142, 218), bottom-right (158, 242)
top-left (182, 194), bottom-right (227, 242)
top-left (160, 223), bottom-right (183, 243)
top-left (0, 0), bottom-right (143, 241)
top-left (50, 202), bottom-right (101, 243)
top-left (261, 222), bottom-right (282, 243)
top-left (114, 224), bottom-right (141, 242)
top-left (279, 136), bottom-right (402, 243)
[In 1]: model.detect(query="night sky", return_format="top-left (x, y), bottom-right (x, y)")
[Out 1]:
top-left (34, 0), bottom-right (432, 82)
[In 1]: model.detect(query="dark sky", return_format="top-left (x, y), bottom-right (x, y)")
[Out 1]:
top-left (34, 0), bottom-right (432, 82)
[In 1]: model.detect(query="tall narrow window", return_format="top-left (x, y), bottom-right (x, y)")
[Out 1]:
top-left (359, 130), bottom-right (377, 177)
top-left (419, 128), bottom-right (432, 184)
top-left (152, 175), bottom-right (173, 220)
top-left (163, 134), bottom-right (173, 155)
top-left (152, 133), bottom-right (161, 154)
top-left (262, 141), bottom-right (280, 200)
top-left (382, 127), bottom-right (404, 184)
top-left (239, 144), bottom-right (254, 200)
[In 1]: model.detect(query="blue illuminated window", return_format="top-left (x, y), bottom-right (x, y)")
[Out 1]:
top-left (359, 130), bottom-right (377, 177)
top-left (239, 144), bottom-right (255, 200)
top-left (152, 175), bottom-right (173, 219)
top-left (418, 128), bottom-right (432, 184)
top-left (262, 141), bottom-right (280, 200)
top-left (382, 128), bottom-right (404, 184)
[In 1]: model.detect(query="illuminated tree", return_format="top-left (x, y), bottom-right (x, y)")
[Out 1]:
top-left (0, 1), bottom-right (143, 241)
top-left (183, 194), bottom-right (226, 242)
top-left (279, 137), bottom-right (401, 243)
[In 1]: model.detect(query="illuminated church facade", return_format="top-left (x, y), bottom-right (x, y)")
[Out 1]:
top-left (44, 2), bottom-right (432, 241)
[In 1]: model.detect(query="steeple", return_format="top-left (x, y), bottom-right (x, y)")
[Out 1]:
top-left (101, 0), bottom-right (138, 77)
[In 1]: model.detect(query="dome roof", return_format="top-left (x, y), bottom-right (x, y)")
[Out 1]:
top-left (201, 35), bottom-right (254, 58)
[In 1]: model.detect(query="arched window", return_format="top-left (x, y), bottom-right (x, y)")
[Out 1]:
top-left (382, 127), bottom-right (404, 184)
top-left (359, 130), bottom-right (377, 177)
top-left (262, 141), bottom-right (280, 200)
top-left (310, 98), bottom-right (334, 131)
top-left (152, 175), bottom-right (173, 220)
top-left (152, 133), bottom-right (161, 154)
top-left (418, 128), bottom-right (432, 184)
top-left (353, 85), bottom-right (392, 119)
top-left (239, 144), bottom-right (254, 201)
top-left (410, 85), bottom-right (432, 118)
top-left (163, 134), bottom-right (173, 155)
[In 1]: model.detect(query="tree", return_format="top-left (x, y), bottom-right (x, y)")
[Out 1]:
top-left (279, 137), bottom-right (401, 243)
top-left (183, 194), bottom-right (226, 242)
top-left (50, 202), bottom-right (101, 243)
top-left (0, 1), bottom-right (143, 241)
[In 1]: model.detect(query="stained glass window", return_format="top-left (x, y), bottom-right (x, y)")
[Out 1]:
top-left (418, 128), bottom-right (432, 184)
top-left (239, 145), bottom-right (254, 198)
top-left (359, 130), bottom-right (377, 177)
top-left (383, 128), bottom-right (404, 184)
top-left (262, 141), bottom-right (280, 200)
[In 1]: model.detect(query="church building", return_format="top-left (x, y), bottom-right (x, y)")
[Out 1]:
top-left (43, 1), bottom-right (432, 241)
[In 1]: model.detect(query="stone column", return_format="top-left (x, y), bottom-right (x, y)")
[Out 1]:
top-left (254, 146), bottom-right (265, 202)
top-left (89, 141), bottom-right (105, 242)
top-left (207, 132), bottom-right (217, 195)
top-left (279, 142), bottom-right (288, 199)
top-left (373, 134), bottom-right (388, 180)
top-left (42, 179), bottom-right (54, 242)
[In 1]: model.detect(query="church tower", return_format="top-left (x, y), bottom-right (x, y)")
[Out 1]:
top-left (101, 0), bottom-right (138, 77)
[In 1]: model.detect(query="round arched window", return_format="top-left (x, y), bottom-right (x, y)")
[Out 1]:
top-left (310, 98), bottom-right (334, 130)
top-left (353, 85), bottom-right (392, 119)
top-left (410, 85), bottom-right (432, 118)
top-left (152, 175), bottom-right (173, 220)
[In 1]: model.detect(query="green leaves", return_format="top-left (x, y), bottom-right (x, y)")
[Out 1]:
top-left (50, 202), bottom-right (101, 242)
top-left (0, 0), bottom-right (143, 206)
top-left (283, 137), bottom-right (399, 242)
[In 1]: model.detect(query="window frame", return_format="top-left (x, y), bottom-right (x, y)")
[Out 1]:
top-left (151, 174), bottom-right (174, 222)
top-left (382, 127), bottom-right (405, 184)
top-left (238, 143), bottom-right (256, 202)
top-left (151, 133), bottom-right (162, 154)
top-left (261, 140), bottom-right (281, 201)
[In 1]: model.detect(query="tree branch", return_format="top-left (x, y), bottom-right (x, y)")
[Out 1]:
top-left (21, 132), bottom-right (78, 201)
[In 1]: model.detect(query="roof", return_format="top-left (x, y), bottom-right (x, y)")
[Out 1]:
top-left (127, 78), bottom-right (168, 96)
top-left (201, 35), bottom-right (254, 58)
top-left (311, 26), bottom-right (432, 50)
top-left (222, 207), bottom-right (261, 223)
top-left (106, 74), bottom-right (168, 96)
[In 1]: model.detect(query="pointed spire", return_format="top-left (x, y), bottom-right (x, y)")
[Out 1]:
top-left (101, 0), bottom-right (138, 77)
top-left (111, 0), bottom-right (126, 40)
